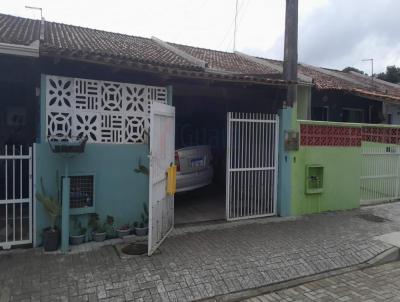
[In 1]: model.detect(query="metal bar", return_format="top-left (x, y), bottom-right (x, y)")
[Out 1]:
top-left (0, 199), bottom-right (30, 205)
top-left (13, 145), bottom-right (15, 242)
top-left (0, 155), bottom-right (31, 160)
top-left (226, 113), bottom-right (231, 220)
top-left (229, 118), bottom-right (277, 123)
top-left (273, 116), bottom-right (279, 215)
top-left (20, 145), bottom-right (23, 241)
top-left (229, 167), bottom-right (276, 172)
top-left (28, 147), bottom-right (32, 242)
top-left (5, 145), bottom-right (8, 242)
top-left (241, 113), bottom-right (246, 217)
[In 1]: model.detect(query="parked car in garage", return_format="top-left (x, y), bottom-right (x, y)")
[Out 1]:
top-left (175, 145), bottom-right (213, 192)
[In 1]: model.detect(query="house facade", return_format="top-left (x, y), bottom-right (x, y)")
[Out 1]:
top-left (1, 12), bottom-right (400, 253)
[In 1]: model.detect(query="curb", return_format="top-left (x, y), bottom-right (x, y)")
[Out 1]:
top-left (199, 246), bottom-right (400, 302)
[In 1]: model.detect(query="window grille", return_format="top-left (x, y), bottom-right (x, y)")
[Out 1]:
top-left (64, 175), bottom-right (94, 209)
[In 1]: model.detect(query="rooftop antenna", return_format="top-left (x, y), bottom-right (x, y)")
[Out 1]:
top-left (362, 58), bottom-right (374, 81)
top-left (233, 0), bottom-right (239, 51)
top-left (25, 5), bottom-right (43, 20)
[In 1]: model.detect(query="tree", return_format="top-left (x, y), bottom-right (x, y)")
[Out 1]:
top-left (342, 67), bottom-right (366, 75)
top-left (377, 65), bottom-right (400, 84)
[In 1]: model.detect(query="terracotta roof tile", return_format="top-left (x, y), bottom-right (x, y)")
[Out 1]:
top-left (0, 12), bottom-right (399, 97)
top-left (169, 43), bottom-right (280, 75)
top-left (0, 14), bottom-right (40, 45)
top-left (42, 21), bottom-right (199, 70)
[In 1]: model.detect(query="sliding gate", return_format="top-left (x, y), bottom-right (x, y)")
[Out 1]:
top-left (0, 145), bottom-right (32, 249)
top-left (226, 113), bottom-right (279, 220)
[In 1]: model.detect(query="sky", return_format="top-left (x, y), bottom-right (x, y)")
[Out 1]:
top-left (1, 0), bottom-right (399, 75)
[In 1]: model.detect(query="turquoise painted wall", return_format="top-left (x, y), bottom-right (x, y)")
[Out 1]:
top-left (291, 146), bottom-right (361, 215)
top-left (35, 74), bottom-right (151, 246)
top-left (277, 86), bottom-right (311, 217)
top-left (35, 143), bottom-right (149, 245)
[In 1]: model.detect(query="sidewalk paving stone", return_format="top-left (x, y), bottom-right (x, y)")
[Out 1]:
top-left (246, 260), bottom-right (400, 302)
top-left (1, 202), bottom-right (400, 301)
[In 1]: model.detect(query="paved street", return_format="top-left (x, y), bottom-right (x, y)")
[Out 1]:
top-left (246, 260), bottom-right (400, 302)
top-left (1, 203), bottom-right (400, 302)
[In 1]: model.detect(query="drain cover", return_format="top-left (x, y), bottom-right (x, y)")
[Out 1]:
top-left (358, 213), bottom-right (387, 223)
top-left (121, 243), bottom-right (147, 255)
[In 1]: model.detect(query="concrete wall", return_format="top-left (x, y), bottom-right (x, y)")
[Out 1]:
top-left (291, 145), bottom-right (361, 215)
top-left (34, 143), bottom-right (149, 244)
top-left (34, 74), bottom-right (151, 245)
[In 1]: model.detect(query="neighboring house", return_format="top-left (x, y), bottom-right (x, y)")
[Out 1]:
top-left (1, 12), bottom-right (399, 253)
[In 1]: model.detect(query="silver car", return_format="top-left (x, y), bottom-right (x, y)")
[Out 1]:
top-left (175, 145), bottom-right (213, 192)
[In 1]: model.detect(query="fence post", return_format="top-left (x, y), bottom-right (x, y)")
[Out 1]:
top-left (61, 163), bottom-right (70, 253)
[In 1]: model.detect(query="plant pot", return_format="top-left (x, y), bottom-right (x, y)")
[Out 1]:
top-left (135, 227), bottom-right (148, 236)
top-left (43, 227), bottom-right (60, 251)
top-left (69, 234), bottom-right (85, 245)
top-left (117, 228), bottom-right (131, 238)
top-left (93, 232), bottom-right (106, 242)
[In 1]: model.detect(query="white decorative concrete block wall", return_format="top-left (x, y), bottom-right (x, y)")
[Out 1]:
top-left (45, 75), bottom-right (167, 144)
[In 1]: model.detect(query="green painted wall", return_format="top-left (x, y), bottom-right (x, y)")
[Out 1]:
top-left (291, 146), bottom-right (361, 215)
top-left (34, 143), bottom-right (149, 245)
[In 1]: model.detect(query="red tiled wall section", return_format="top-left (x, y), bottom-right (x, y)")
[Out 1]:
top-left (300, 124), bottom-right (400, 146)
top-left (362, 127), bottom-right (400, 144)
top-left (300, 124), bottom-right (361, 146)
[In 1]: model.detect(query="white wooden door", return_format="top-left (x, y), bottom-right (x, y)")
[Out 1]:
top-left (226, 113), bottom-right (279, 220)
top-left (148, 102), bottom-right (175, 256)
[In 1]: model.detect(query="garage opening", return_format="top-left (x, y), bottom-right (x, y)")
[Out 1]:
top-left (173, 82), bottom-right (282, 224)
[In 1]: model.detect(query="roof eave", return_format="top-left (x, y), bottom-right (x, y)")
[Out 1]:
top-left (0, 40), bottom-right (39, 58)
top-left (40, 52), bottom-right (291, 87)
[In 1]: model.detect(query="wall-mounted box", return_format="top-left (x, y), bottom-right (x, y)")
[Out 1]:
top-left (284, 130), bottom-right (300, 151)
top-left (305, 165), bottom-right (324, 194)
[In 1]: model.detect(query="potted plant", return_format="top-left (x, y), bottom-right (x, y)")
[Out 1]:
top-left (116, 224), bottom-right (131, 238)
top-left (104, 215), bottom-right (116, 239)
top-left (36, 177), bottom-right (61, 251)
top-left (69, 218), bottom-right (87, 245)
top-left (88, 213), bottom-right (107, 242)
top-left (135, 203), bottom-right (149, 236)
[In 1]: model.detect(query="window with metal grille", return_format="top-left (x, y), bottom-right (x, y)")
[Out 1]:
top-left (67, 175), bottom-right (94, 209)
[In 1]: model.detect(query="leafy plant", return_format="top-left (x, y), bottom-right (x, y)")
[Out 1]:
top-left (134, 203), bottom-right (149, 228)
top-left (71, 217), bottom-right (87, 236)
top-left (134, 158), bottom-right (149, 175)
top-left (104, 215), bottom-right (116, 238)
top-left (118, 223), bottom-right (130, 230)
top-left (88, 213), bottom-right (106, 233)
top-left (89, 213), bottom-right (114, 234)
top-left (36, 177), bottom-right (61, 231)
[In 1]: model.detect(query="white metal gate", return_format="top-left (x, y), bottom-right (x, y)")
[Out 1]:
top-left (0, 145), bottom-right (32, 249)
top-left (226, 113), bottom-right (279, 220)
top-left (148, 102), bottom-right (175, 256)
top-left (361, 145), bottom-right (400, 205)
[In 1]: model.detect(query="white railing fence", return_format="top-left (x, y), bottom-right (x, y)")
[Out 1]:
top-left (0, 145), bottom-right (32, 249)
top-left (360, 145), bottom-right (400, 205)
top-left (226, 113), bottom-right (279, 220)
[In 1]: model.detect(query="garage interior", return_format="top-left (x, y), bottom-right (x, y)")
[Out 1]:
top-left (173, 81), bottom-right (284, 225)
